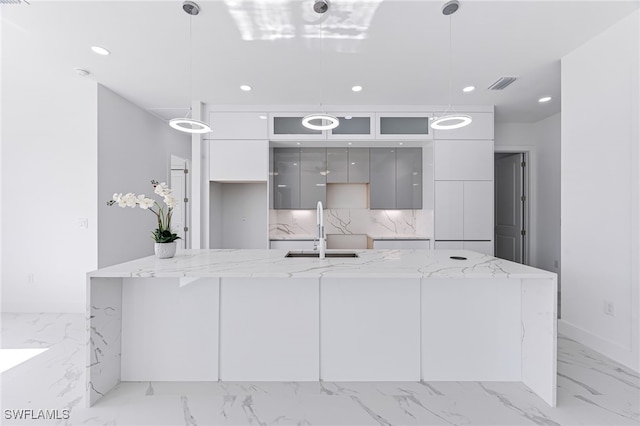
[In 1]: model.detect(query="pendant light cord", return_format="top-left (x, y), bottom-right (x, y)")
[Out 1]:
top-left (319, 17), bottom-right (324, 113)
top-left (448, 15), bottom-right (452, 108)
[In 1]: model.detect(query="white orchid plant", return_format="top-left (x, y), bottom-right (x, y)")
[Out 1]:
top-left (107, 180), bottom-right (181, 243)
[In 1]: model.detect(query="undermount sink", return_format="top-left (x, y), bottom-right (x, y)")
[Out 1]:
top-left (285, 251), bottom-right (359, 258)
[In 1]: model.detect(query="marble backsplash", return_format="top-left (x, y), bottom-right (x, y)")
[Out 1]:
top-left (270, 209), bottom-right (433, 237)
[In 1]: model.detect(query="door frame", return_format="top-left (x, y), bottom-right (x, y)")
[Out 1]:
top-left (170, 155), bottom-right (191, 249)
top-left (494, 146), bottom-right (535, 266)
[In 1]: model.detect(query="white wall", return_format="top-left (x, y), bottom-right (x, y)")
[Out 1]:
top-left (97, 85), bottom-right (190, 267)
top-left (1, 18), bottom-right (99, 312)
top-left (561, 10), bottom-right (639, 371)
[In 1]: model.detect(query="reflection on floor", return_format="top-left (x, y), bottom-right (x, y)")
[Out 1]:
top-left (1, 313), bottom-right (638, 426)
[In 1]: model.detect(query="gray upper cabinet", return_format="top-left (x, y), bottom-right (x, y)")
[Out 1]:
top-left (269, 114), bottom-right (326, 140)
top-left (300, 148), bottom-right (327, 209)
top-left (273, 149), bottom-right (301, 209)
top-left (348, 148), bottom-right (370, 183)
top-left (327, 148), bottom-right (370, 183)
top-left (327, 114), bottom-right (375, 140)
top-left (370, 148), bottom-right (397, 209)
top-left (375, 113), bottom-right (433, 140)
top-left (396, 148), bottom-right (422, 209)
top-left (327, 148), bottom-right (348, 183)
top-left (370, 148), bottom-right (422, 209)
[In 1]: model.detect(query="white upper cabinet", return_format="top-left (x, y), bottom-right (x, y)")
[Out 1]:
top-left (375, 112), bottom-right (434, 140)
top-left (269, 113), bottom-right (327, 140)
top-left (210, 140), bottom-right (268, 182)
top-left (432, 112), bottom-right (494, 140)
top-left (327, 113), bottom-right (375, 140)
top-left (209, 112), bottom-right (269, 140)
top-left (434, 140), bottom-right (494, 181)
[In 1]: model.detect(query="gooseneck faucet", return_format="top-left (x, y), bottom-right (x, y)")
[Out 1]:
top-left (316, 201), bottom-right (326, 259)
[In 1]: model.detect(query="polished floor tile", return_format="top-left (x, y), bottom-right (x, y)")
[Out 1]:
top-left (1, 313), bottom-right (638, 426)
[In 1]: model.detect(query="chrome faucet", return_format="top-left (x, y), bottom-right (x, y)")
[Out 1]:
top-left (316, 201), bottom-right (326, 259)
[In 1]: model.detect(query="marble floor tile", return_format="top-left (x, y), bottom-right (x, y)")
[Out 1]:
top-left (1, 313), bottom-right (638, 426)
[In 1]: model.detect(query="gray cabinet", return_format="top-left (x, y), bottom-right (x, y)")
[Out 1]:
top-left (327, 148), bottom-right (348, 183)
top-left (327, 148), bottom-right (370, 183)
top-left (269, 115), bottom-right (325, 140)
top-left (300, 148), bottom-right (327, 209)
top-left (370, 149), bottom-right (397, 209)
top-left (273, 148), bottom-right (326, 209)
top-left (348, 148), bottom-right (370, 183)
top-left (396, 148), bottom-right (422, 209)
top-left (370, 148), bottom-right (422, 209)
top-left (273, 149), bottom-right (301, 209)
top-left (376, 113), bottom-right (433, 140)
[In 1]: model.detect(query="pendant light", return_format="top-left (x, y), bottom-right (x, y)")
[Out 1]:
top-left (302, 0), bottom-right (339, 131)
top-left (169, 1), bottom-right (212, 134)
top-left (431, 0), bottom-right (472, 130)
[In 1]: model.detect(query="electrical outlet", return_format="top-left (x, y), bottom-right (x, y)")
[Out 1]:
top-left (27, 273), bottom-right (34, 284)
top-left (78, 218), bottom-right (89, 229)
top-left (604, 301), bottom-right (615, 316)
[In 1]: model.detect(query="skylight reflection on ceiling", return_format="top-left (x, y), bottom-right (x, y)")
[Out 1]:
top-left (224, 0), bottom-right (382, 43)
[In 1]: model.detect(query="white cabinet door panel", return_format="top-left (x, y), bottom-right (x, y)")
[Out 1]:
top-left (321, 278), bottom-right (421, 381)
top-left (434, 140), bottom-right (494, 181)
top-left (463, 181), bottom-right (494, 241)
top-left (435, 181), bottom-right (464, 240)
top-left (433, 112), bottom-right (494, 140)
top-left (219, 278), bottom-right (319, 381)
top-left (210, 140), bottom-right (268, 181)
top-left (209, 112), bottom-right (268, 140)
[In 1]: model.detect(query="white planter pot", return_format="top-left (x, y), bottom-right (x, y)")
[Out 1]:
top-left (154, 242), bottom-right (177, 259)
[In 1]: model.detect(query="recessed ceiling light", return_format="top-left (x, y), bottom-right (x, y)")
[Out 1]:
top-left (351, 85), bottom-right (363, 92)
top-left (462, 86), bottom-right (475, 93)
top-left (240, 85), bottom-right (252, 91)
top-left (399, 142), bottom-right (404, 145)
top-left (538, 96), bottom-right (552, 103)
top-left (259, 115), bottom-right (267, 120)
top-left (91, 46), bottom-right (110, 56)
top-left (74, 68), bottom-right (90, 77)
top-left (297, 142), bottom-right (301, 145)
top-left (348, 142), bottom-right (352, 145)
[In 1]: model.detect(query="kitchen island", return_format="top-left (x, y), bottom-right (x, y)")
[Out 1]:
top-left (87, 249), bottom-right (557, 407)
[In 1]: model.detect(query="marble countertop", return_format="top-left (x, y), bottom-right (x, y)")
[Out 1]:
top-left (270, 234), bottom-right (431, 241)
top-left (89, 249), bottom-right (556, 280)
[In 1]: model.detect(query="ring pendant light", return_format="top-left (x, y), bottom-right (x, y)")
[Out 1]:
top-left (169, 1), bottom-right (212, 134)
top-left (431, 0), bottom-right (472, 131)
top-left (302, 0), bottom-right (339, 131)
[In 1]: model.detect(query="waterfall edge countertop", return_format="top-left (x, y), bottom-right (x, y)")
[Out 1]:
top-left (88, 249), bottom-right (555, 280)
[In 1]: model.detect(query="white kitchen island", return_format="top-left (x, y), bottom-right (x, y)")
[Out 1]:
top-left (86, 249), bottom-right (557, 407)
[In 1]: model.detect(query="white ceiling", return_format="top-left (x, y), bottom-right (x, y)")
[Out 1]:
top-left (2, 0), bottom-right (638, 123)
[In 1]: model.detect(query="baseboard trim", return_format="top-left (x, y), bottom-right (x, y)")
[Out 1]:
top-left (559, 319), bottom-right (638, 372)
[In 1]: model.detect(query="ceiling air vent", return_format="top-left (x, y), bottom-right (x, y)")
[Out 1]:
top-left (0, 0), bottom-right (30, 4)
top-left (488, 76), bottom-right (518, 90)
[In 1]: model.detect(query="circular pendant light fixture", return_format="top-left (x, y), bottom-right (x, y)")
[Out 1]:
top-left (302, 0), bottom-right (339, 132)
top-left (302, 114), bottom-right (339, 130)
top-left (169, 117), bottom-right (212, 134)
top-left (431, 0), bottom-right (472, 131)
top-left (170, 1), bottom-right (212, 134)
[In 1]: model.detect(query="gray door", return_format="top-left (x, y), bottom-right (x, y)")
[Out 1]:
top-left (300, 148), bottom-right (327, 209)
top-left (396, 148), bottom-right (422, 209)
top-left (370, 148), bottom-right (396, 209)
top-left (274, 149), bottom-right (300, 209)
top-left (495, 153), bottom-right (524, 263)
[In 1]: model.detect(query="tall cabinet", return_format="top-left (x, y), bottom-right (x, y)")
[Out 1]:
top-left (434, 136), bottom-right (494, 256)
